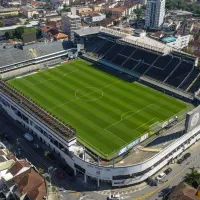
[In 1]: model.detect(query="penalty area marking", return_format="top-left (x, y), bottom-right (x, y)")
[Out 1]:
top-left (74, 87), bottom-right (104, 101)
top-left (105, 104), bottom-right (154, 131)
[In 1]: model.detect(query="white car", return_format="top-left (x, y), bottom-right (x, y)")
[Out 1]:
top-left (108, 193), bottom-right (120, 200)
top-left (156, 172), bottom-right (166, 181)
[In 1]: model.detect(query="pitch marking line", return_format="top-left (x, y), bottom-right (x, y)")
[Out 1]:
top-left (105, 104), bottom-right (154, 131)
top-left (26, 68), bottom-right (79, 86)
top-left (75, 87), bottom-right (104, 101)
top-left (105, 128), bottom-right (127, 144)
top-left (49, 80), bottom-right (121, 110)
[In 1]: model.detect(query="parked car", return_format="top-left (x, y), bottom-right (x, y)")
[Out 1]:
top-left (24, 133), bottom-right (33, 141)
top-left (183, 153), bottom-right (191, 159)
top-left (177, 158), bottom-right (184, 164)
top-left (156, 172), bottom-right (166, 181)
top-left (164, 168), bottom-right (172, 175)
top-left (108, 193), bottom-right (120, 200)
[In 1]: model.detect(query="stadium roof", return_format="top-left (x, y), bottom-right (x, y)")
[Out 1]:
top-left (74, 26), bottom-right (101, 37)
top-left (122, 35), bottom-right (172, 54)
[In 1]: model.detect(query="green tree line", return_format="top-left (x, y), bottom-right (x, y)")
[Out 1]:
top-left (166, 0), bottom-right (200, 15)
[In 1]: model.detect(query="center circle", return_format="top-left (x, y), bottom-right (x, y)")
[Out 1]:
top-left (75, 87), bottom-right (103, 101)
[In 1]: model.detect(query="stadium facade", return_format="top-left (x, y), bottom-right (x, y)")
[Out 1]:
top-left (1, 28), bottom-right (200, 187)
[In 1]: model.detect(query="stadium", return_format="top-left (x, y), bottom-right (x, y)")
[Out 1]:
top-left (1, 27), bottom-right (200, 187)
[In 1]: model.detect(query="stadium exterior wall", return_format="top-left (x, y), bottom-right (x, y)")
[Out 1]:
top-left (0, 91), bottom-right (76, 169)
top-left (73, 124), bottom-right (200, 186)
top-left (1, 89), bottom-right (200, 187)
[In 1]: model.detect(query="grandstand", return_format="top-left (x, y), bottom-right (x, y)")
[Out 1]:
top-left (82, 35), bottom-right (199, 96)
top-left (0, 41), bottom-right (76, 79)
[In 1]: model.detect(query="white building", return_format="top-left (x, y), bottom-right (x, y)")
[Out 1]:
top-left (145, 0), bottom-right (165, 29)
top-left (61, 12), bottom-right (81, 41)
top-left (161, 35), bottom-right (191, 50)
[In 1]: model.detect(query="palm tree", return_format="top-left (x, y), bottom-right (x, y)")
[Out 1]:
top-left (184, 168), bottom-right (200, 188)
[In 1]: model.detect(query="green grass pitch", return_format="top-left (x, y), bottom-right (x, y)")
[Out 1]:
top-left (8, 59), bottom-right (191, 159)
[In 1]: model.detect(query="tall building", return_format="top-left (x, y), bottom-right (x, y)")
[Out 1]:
top-left (145, 0), bottom-right (165, 29)
top-left (61, 10), bottom-right (81, 41)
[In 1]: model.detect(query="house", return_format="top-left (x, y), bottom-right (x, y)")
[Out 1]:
top-left (13, 168), bottom-right (46, 200)
top-left (0, 159), bottom-right (47, 200)
top-left (41, 26), bottom-right (68, 41)
top-left (102, 2), bottom-right (141, 18)
top-left (82, 12), bottom-right (106, 24)
top-left (169, 182), bottom-right (200, 200)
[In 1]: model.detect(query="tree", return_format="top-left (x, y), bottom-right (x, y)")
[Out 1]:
top-left (36, 28), bottom-right (42, 39)
top-left (183, 47), bottom-right (193, 54)
top-left (38, 168), bottom-right (44, 174)
top-left (184, 168), bottom-right (200, 188)
top-left (15, 27), bottom-right (24, 39)
top-left (0, 21), bottom-right (3, 27)
top-left (106, 12), bottom-right (112, 18)
top-left (113, 20), bottom-right (120, 26)
top-left (135, 8), bottom-right (143, 20)
top-left (5, 31), bottom-right (14, 39)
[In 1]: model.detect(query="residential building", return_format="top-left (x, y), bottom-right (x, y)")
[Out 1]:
top-left (61, 12), bottom-right (81, 41)
top-left (169, 182), bottom-right (200, 200)
top-left (41, 26), bottom-right (68, 41)
top-left (145, 0), bottom-right (165, 29)
top-left (103, 3), bottom-right (141, 18)
top-left (82, 13), bottom-right (106, 23)
top-left (161, 35), bottom-right (191, 50)
top-left (21, 6), bottom-right (38, 18)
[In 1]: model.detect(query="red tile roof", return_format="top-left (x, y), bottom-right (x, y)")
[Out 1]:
top-left (10, 160), bottom-right (31, 176)
top-left (14, 168), bottom-right (47, 200)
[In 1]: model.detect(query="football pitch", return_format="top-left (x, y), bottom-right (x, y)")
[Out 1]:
top-left (8, 59), bottom-right (191, 159)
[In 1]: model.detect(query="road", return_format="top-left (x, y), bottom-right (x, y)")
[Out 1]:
top-left (1, 107), bottom-right (200, 200)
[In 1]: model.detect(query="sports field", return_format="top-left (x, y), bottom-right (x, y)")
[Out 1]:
top-left (8, 59), bottom-right (191, 159)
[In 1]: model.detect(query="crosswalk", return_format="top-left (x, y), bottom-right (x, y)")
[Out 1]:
top-left (95, 184), bottom-right (147, 196)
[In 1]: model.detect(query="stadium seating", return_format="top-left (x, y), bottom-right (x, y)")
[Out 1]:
top-left (112, 54), bottom-right (128, 66)
top-left (0, 48), bottom-right (33, 67)
top-left (96, 40), bottom-right (115, 56)
top-left (165, 61), bottom-right (194, 87)
top-left (188, 75), bottom-right (200, 93)
top-left (122, 58), bottom-right (139, 70)
top-left (120, 45), bottom-right (136, 57)
top-left (179, 68), bottom-right (200, 90)
top-left (154, 55), bottom-right (172, 69)
top-left (133, 62), bottom-right (150, 75)
top-left (145, 57), bottom-right (180, 81)
top-left (34, 42), bottom-right (64, 57)
top-left (84, 37), bottom-right (200, 92)
top-left (131, 49), bottom-right (159, 65)
top-left (103, 43), bottom-right (124, 61)
top-left (86, 37), bottom-right (105, 53)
